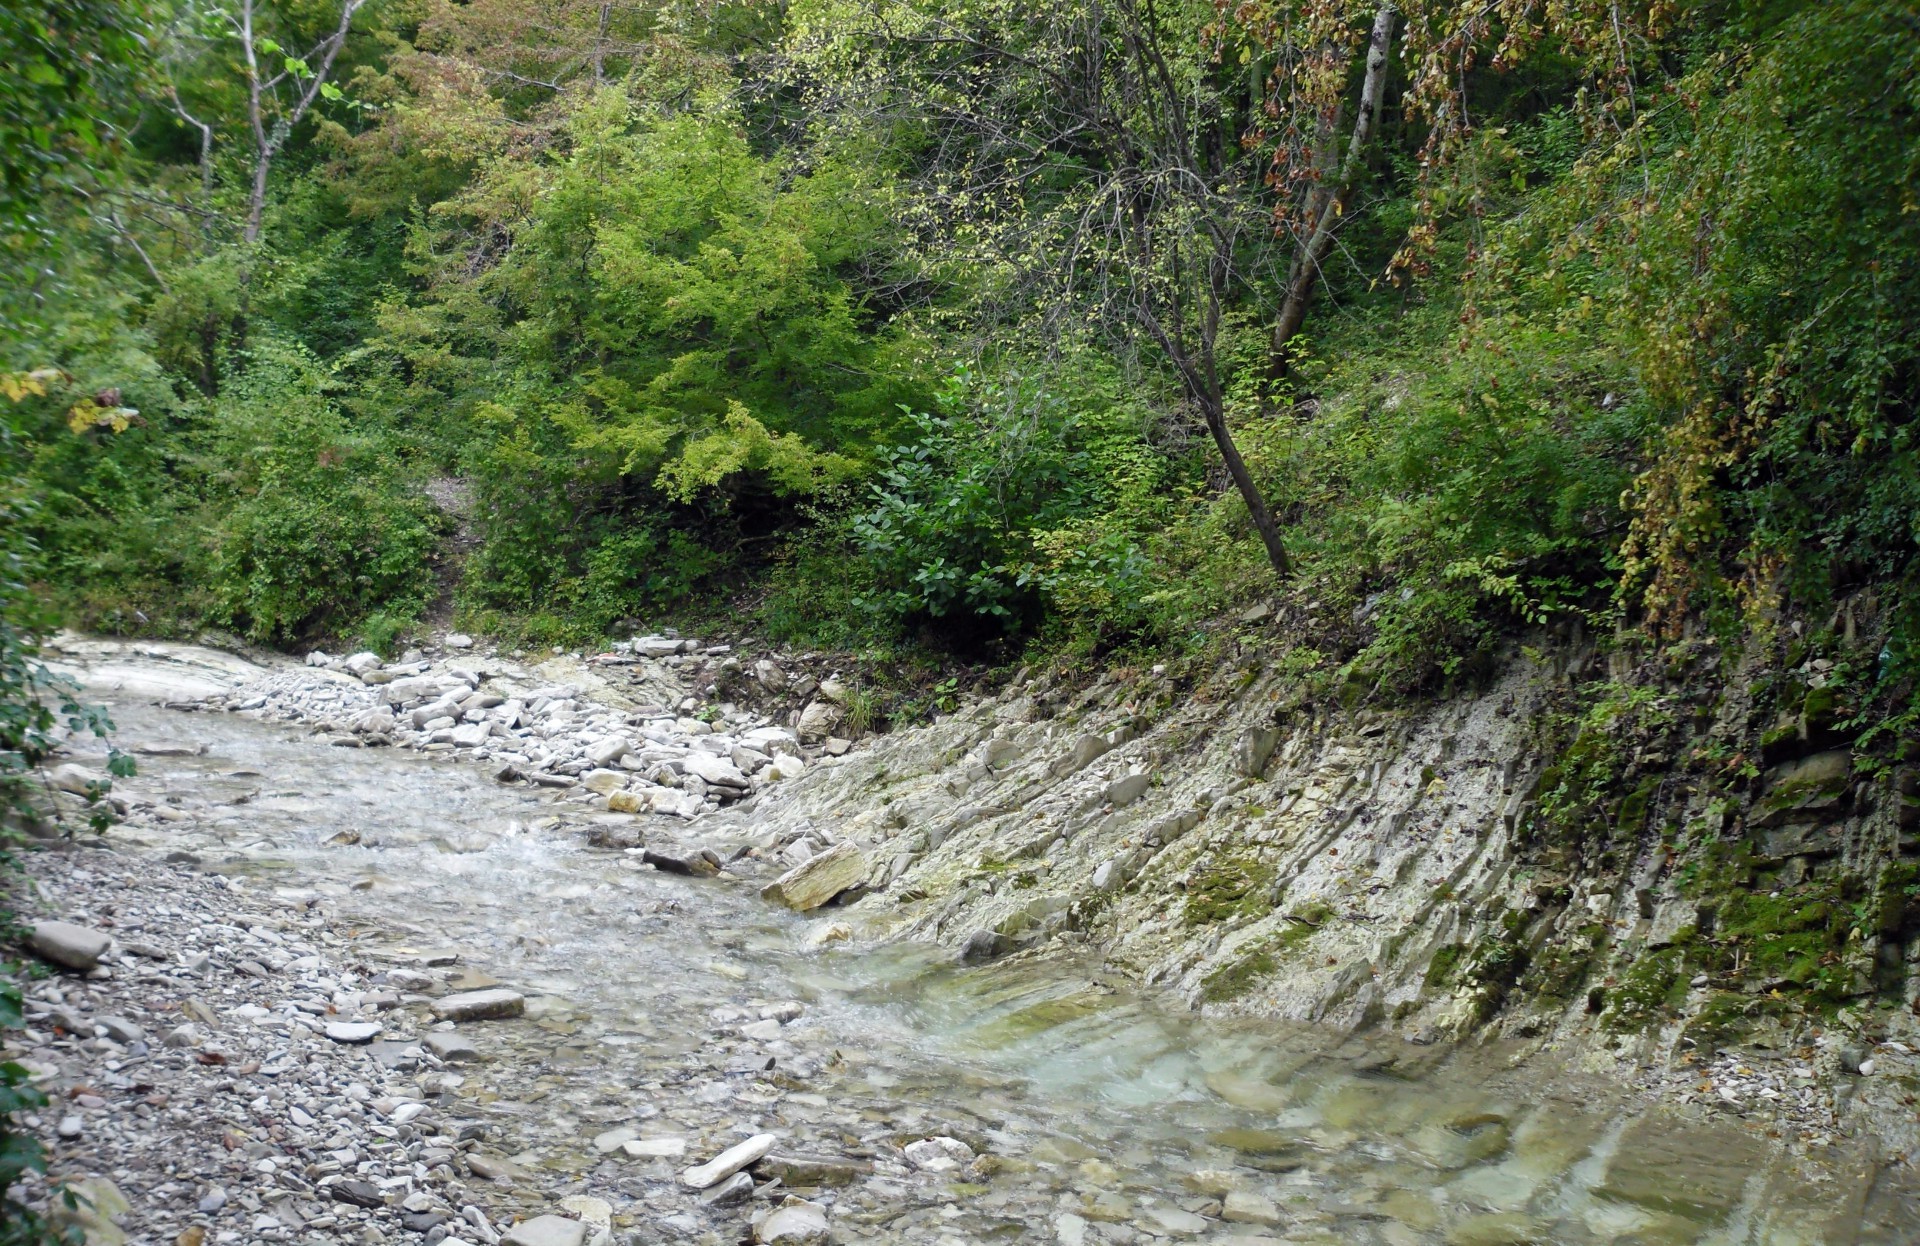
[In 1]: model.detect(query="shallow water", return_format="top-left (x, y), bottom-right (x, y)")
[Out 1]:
top-left (75, 685), bottom-right (1916, 1245)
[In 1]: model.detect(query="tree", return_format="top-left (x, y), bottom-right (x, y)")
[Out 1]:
top-left (790, 0), bottom-right (1414, 579)
top-left (160, 0), bottom-right (367, 244)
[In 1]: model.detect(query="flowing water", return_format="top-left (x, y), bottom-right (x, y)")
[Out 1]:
top-left (66, 665), bottom-right (1918, 1245)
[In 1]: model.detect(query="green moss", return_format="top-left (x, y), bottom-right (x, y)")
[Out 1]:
top-left (1602, 947), bottom-right (1685, 1032)
top-left (1200, 948), bottom-right (1277, 1002)
top-left (1716, 881), bottom-right (1857, 999)
top-left (1424, 942), bottom-right (1465, 990)
top-left (1183, 853), bottom-right (1276, 925)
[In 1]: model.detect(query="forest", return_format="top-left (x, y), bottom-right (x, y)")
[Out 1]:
top-left (1, 0), bottom-right (1916, 703)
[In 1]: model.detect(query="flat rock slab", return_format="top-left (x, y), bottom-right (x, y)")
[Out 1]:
top-left (324, 1021), bottom-right (382, 1044)
top-left (682, 1133), bottom-right (777, 1189)
top-left (500, 1214), bottom-right (587, 1246)
top-left (430, 989), bottom-right (525, 1022)
top-left (1595, 1115), bottom-right (1768, 1219)
top-left (30, 921), bottom-right (110, 971)
top-left (759, 1153), bottom-right (871, 1188)
top-left (623, 1136), bottom-right (687, 1159)
top-left (761, 842), bottom-right (866, 912)
top-left (423, 1032), bottom-right (481, 1063)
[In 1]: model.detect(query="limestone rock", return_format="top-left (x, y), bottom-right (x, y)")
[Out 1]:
top-left (681, 1132), bottom-right (776, 1189)
top-left (500, 1215), bottom-right (586, 1246)
top-left (430, 989), bottom-right (525, 1022)
top-left (760, 842), bottom-right (866, 911)
top-left (29, 921), bottom-right (111, 971)
top-left (49, 764), bottom-right (108, 797)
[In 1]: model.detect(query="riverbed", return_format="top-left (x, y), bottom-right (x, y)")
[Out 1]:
top-left (32, 642), bottom-right (1916, 1245)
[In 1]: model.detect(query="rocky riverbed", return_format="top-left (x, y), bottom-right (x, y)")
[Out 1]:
top-left (10, 636), bottom-right (1919, 1245)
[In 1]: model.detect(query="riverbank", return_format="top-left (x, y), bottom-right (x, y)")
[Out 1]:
top-left (12, 635), bottom-right (1918, 1244)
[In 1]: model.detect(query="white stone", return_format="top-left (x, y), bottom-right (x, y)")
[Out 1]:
top-left (622, 1137), bottom-right (687, 1159)
top-left (681, 1133), bottom-right (777, 1189)
top-left (499, 1215), bottom-right (585, 1246)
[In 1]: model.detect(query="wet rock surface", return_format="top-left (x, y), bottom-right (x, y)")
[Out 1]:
top-left (13, 637), bottom-right (1917, 1245)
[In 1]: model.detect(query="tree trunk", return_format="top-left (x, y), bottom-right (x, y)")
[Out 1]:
top-left (1200, 396), bottom-right (1293, 578)
top-left (1270, 0), bottom-right (1396, 378)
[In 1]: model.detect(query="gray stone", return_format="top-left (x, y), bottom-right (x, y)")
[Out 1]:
top-left (1140, 1205), bottom-right (1209, 1237)
top-left (760, 842), bottom-right (866, 911)
top-left (430, 989), bottom-right (525, 1022)
top-left (961, 929), bottom-right (1018, 963)
top-left (94, 1016), bottom-right (144, 1044)
top-left (331, 1180), bottom-right (385, 1208)
top-left (1107, 772), bottom-right (1152, 808)
top-left (797, 701), bottom-right (843, 739)
top-left (424, 1032), bottom-right (481, 1063)
top-left (445, 633), bottom-right (474, 649)
top-left (1233, 727), bottom-right (1281, 778)
top-left (29, 921), bottom-right (110, 971)
top-left (699, 1171), bottom-right (755, 1207)
top-left (325, 1021), bottom-right (382, 1044)
top-left (682, 753), bottom-right (748, 789)
top-left (499, 1215), bottom-right (586, 1246)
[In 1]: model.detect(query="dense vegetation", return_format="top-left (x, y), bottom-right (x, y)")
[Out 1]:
top-left (0, 0), bottom-right (1914, 720)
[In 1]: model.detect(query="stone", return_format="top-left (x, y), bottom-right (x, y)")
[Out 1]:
top-left (29, 921), bottom-right (111, 971)
top-left (49, 763), bottom-right (108, 796)
top-left (424, 1032), bottom-right (482, 1063)
top-left (1140, 1205), bottom-right (1209, 1237)
top-left (556, 1197), bottom-right (611, 1231)
top-left (605, 790), bottom-right (647, 814)
top-left (622, 1137), bottom-right (687, 1159)
top-left (681, 1133), bottom-right (777, 1189)
top-left (759, 1153), bottom-right (870, 1188)
top-left (796, 701), bottom-right (842, 738)
top-left (760, 842), bottom-right (866, 911)
top-left (331, 1180), bottom-right (385, 1208)
top-left (643, 848), bottom-right (722, 877)
top-left (445, 634), bottom-right (474, 649)
top-left (699, 1172), bottom-right (755, 1207)
top-left (903, 1137), bottom-right (975, 1172)
top-left (52, 1177), bottom-right (128, 1246)
top-left (682, 754), bottom-right (749, 789)
top-left (1222, 1191), bottom-right (1281, 1225)
top-left (585, 735), bottom-right (631, 767)
top-left (450, 722), bottom-right (492, 748)
top-left (94, 1015), bottom-right (143, 1044)
top-left (499, 1216), bottom-right (586, 1246)
top-left (960, 929), bottom-right (1018, 963)
top-left (431, 989), bottom-right (525, 1022)
top-left (343, 652), bottom-right (383, 676)
top-left (1107, 771), bottom-right (1152, 808)
top-left (325, 1021), bottom-right (382, 1044)
top-left (1233, 727), bottom-right (1281, 778)
top-left (593, 1125), bottom-right (639, 1153)
top-left (581, 769), bottom-right (627, 795)
top-left (755, 1199), bottom-right (829, 1244)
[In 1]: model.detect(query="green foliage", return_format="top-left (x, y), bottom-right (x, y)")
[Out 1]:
top-left (851, 363), bottom-right (1157, 640)
top-left (205, 347), bottom-right (442, 643)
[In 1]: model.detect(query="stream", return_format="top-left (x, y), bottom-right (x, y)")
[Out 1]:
top-left (61, 655), bottom-right (1915, 1245)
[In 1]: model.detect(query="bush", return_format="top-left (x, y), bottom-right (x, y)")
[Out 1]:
top-left (851, 365), bottom-right (1154, 640)
top-left (205, 347), bottom-right (441, 643)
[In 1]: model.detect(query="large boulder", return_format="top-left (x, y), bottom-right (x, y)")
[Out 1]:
top-left (760, 842), bottom-right (866, 911)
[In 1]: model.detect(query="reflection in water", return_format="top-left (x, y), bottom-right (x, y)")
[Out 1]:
top-left (86, 694), bottom-right (1909, 1245)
